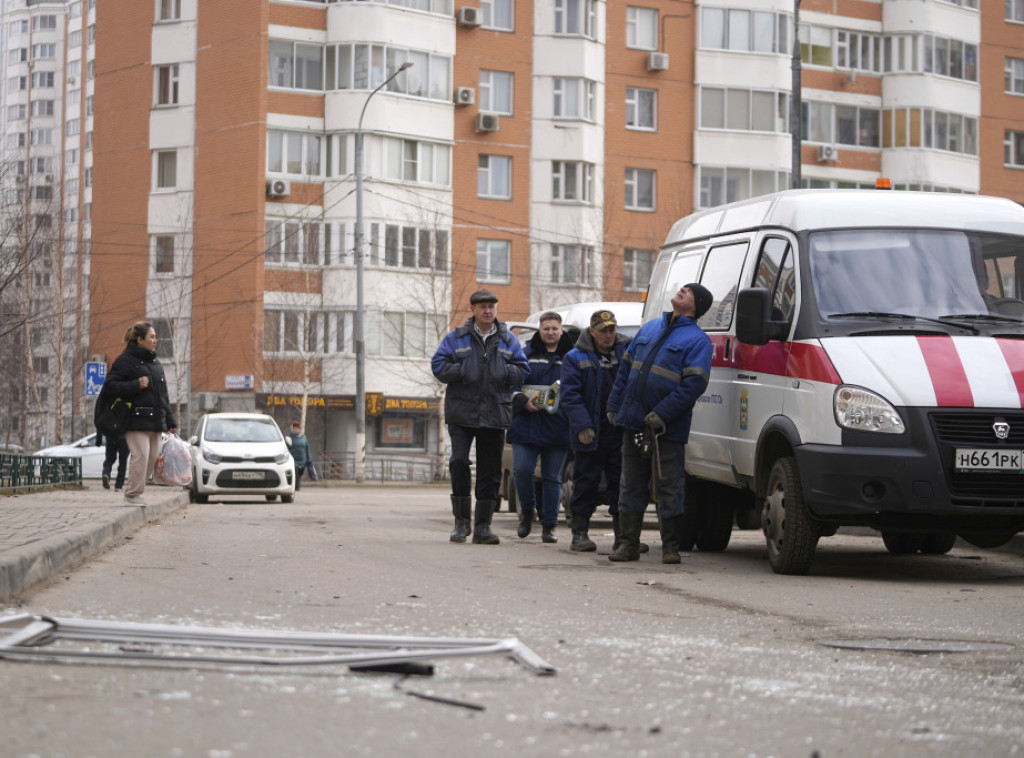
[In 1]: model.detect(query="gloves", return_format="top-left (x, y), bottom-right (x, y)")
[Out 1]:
top-left (645, 412), bottom-right (666, 434)
top-left (577, 428), bottom-right (595, 445)
top-left (606, 411), bottom-right (617, 426)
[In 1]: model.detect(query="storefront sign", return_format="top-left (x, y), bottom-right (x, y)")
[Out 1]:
top-left (381, 418), bottom-right (415, 445)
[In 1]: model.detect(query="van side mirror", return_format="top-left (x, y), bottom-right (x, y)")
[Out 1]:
top-left (736, 288), bottom-right (789, 345)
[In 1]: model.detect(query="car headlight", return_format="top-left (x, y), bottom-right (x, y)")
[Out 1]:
top-left (834, 385), bottom-right (905, 434)
top-left (201, 445), bottom-right (223, 464)
top-left (274, 451), bottom-right (291, 464)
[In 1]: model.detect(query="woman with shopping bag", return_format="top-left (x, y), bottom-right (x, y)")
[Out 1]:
top-left (288, 421), bottom-right (310, 491)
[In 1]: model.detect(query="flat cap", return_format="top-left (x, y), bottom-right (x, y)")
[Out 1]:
top-left (470, 289), bottom-right (499, 305)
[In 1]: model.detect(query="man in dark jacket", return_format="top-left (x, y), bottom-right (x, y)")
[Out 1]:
top-left (507, 311), bottom-right (573, 544)
top-left (607, 284), bottom-right (713, 564)
top-left (560, 310), bottom-right (634, 553)
top-left (432, 289), bottom-right (529, 544)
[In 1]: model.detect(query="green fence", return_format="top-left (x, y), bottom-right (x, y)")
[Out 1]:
top-left (0, 454), bottom-right (82, 494)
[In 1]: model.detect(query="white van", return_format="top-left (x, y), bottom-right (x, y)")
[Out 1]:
top-left (644, 189), bottom-right (1024, 574)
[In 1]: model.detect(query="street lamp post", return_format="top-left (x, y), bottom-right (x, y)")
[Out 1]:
top-left (354, 61), bottom-right (412, 483)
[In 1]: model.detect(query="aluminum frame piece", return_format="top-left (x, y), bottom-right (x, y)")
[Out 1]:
top-left (0, 614), bottom-right (556, 676)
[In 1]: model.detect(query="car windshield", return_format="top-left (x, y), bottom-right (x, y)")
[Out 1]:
top-left (810, 229), bottom-right (1024, 322)
top-left (204, 419), bottom-right (281, 443)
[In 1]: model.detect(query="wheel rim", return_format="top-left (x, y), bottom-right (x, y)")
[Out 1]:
top-left (764, 476), bottom-right (785, 558)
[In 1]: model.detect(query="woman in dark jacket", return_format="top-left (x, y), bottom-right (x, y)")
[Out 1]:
top-left (104, 322), bottom-right (178, 505)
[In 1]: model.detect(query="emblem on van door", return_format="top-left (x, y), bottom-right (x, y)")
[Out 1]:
top-left (993, 422), bottom-right (1010, 440)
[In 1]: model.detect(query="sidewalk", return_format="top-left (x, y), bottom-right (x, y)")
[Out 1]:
top-left (0, 483), bottom-right (190, 602)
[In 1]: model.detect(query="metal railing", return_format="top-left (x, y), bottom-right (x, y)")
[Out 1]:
top-left (316, 452), bottom-right (447, 483)
top-left (0, 454), bottom-right (82, 494)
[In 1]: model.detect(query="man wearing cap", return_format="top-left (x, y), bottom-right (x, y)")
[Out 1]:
top-left (560, 309), bottom-right (635, 553)
top-left (606, 283), bottom-right (714, 564)
top-left (432, 289), bottom-right (529, 545)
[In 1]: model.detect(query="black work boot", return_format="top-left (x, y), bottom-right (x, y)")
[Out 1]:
top-left (542, 525), bottom-right (557, 543)
top-left (517, 508), bottom-right (534, 539)
top-left (472, 500), bottom-right (500, 545)
top-left (570, 515), bottom-right (596, 552)
top-left (612, 512), bottom-right (650, 553)
top-left (449, 495), bottom-right (472, 543)
top-left (609, 512), bottom-right (643, 562)
top-left (660, 515), bottom-right (684, 564)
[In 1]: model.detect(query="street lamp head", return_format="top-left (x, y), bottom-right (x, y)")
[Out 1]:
top-left (399, 62), bottom-right (413, 71)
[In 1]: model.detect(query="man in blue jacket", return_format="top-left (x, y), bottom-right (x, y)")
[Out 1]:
top-left (607, 283), bottom-right (713, 564)
top-left (507, 312), bottom-right (573, 543)
top-left (432, 289), bottom-right (529, 545)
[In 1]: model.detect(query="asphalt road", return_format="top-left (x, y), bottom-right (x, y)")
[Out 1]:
top-left (2, 485), bottom-right (1023, 758)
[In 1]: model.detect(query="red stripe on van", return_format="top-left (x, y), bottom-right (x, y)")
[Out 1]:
top-left (712, 337), bottom-right (841, 384)
top-left (917, 336), bottom-right (973, 407)
top-left (996, 338), bottom-right (1024, 407)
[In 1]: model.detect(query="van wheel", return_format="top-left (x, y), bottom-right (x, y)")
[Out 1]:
top-left (695, 483), bottom-right (734, 552)
top-left (735, 507), bottom-right (762, 530)
top-left (921, 532), bottom-right (957, 555)
top-left (958, 531), bottom-right (1015, 549)
top-left (680, 477), bottom-right (704, 551)
top-left (763, 457), bottom-right (819, 575)
top-left (881, 532), bottom-right (925, 554)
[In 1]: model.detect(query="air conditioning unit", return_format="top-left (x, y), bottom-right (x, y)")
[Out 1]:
top-left (457, 6), bottom-right (481, 27)
top-left (455, 86), bottom-right (475, 106)
top-left (266, 178), bottom-right (291, 197)
top-left (476, 112), bottom-right (499, 133)
top-left (44, 174), bottom-right (52, 183)
top-left (817, 144), bottom-right (839, 162)
top-left (646, 52), bottom-right (670, 71)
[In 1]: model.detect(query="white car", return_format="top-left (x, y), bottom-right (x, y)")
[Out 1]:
top-left (189, 413), bottom-right (295, 503)
top-left (34, 433), bottom-right (108, 479)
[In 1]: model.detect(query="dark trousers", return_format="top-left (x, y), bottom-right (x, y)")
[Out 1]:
top-left (569, 431), bottom-right (622, 519)
top-left (103, 436), bottom-right (129, 489)
top-left (448, 424), bottom-right (504, 503)
top-left (619, 431), bottom-right (687, 518)
top-left (294, 465), bottom-right (305, 490)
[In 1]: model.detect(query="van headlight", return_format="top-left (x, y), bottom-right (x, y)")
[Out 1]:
top-left (834, 385), bottom-right (905, 434)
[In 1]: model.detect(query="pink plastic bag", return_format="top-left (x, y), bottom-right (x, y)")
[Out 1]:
top-left (154, 434), bottom-right (193, 487)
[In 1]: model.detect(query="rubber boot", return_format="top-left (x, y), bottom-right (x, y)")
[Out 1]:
top-left (660, 515), bottom-right (684, 564)
top-left (517, 508), bottom-right (534, 539)
top-left (472, 500), bottom-right (500, 545)
top-left (570, 514), bottom-right (597, 552)
top-left (612, 512), bottom-right (650, 554)
top-left (542, 525), bottom-right (557, 543)
top-left (449, 495), bottom-right (472, 543)
top-left (609, 511), bottom-right (643, 562)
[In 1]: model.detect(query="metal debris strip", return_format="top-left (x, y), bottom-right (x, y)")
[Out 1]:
top-left (0, 614), bottom-right (556, 676)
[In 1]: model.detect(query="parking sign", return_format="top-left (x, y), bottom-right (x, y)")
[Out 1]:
top-left (85, 362), bottom-right (106, 397)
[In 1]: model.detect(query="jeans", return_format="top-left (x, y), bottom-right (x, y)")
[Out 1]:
top-left (448, 424), bottom-right (504, 503)
top-left (103, 436), bottom-right (129, 489)
top-left (619, 430), bottom-right (687, 518)
top-left (512, 443), bottom-right (568, 527)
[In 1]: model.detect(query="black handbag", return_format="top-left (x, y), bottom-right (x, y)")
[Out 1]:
top-left (96, 397), bottom-right (133, 438)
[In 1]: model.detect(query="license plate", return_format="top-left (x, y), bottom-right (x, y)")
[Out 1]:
top-left (954, 448), bottom-right (1024, 471)
top-left (232, 471), bottom-right (264, 480)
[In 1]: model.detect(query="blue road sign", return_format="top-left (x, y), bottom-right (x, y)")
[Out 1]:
top-left (85, 362), bottom-right (106, 397)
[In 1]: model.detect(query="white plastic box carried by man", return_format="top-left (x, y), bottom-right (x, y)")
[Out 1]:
top-left (643, 189), bottom-right (1024, 574)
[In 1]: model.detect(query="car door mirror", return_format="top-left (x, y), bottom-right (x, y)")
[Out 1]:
top-left (188, 436), bottom-right (199, 446)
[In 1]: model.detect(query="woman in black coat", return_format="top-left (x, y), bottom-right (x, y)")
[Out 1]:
top-left (104, 322), bottom-right (178, 505)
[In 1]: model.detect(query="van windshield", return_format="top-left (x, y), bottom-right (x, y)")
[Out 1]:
top-left (809, 229), bottom-right (1024, 322)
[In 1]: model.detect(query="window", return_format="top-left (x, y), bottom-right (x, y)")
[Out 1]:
top-left (264, 219), bottom-right (323, 265)
top-left (9, 76), bottom-right (26, 92)
top-left (32, 71), bottom-right (54, 88)
top-left (479, 70), bottom-right (513, 114)
top-left (383, 138), bottom-right (451, 186)
top-left (31, 100), bottom-right (54, 117)
top-left (698, 242), bottom-right (750, 330)
top-left (7, 133), bottom-right (25, 148)
top-left (9, 20), bottom-right (28, 36)
top-left (33, 15), bottom-right (57, 31)
top-left (753, 237), bottom-right (796, 322)
top-left (157, 0), bottom-right (181, 21)
top-left (480, 0), bottom-right (513, 30)
top-left (153, 235), bottom-right (175, 274)
top-left (33, 357), bottom-right (50, 375)
top-left (268, 41), bottom-right (323, 91)
top-left (922, 34), bottom-right (978, 82)
top-left (478, 154), bottom-right (512, 199)
top-left (156, 150), bottom-right (177, 189)
top-left (881, 107), bottom-right (977, 155)
top-left (68, 89), bottom-right (80, 106)
top-left (32, 43), bottom-right (56, 59)
top-left (30, 129), bottom-right (53, 146)
top-left (384, 225), bottom-right (448, 269)
top-left (156, 64), bottom-right (179, 105)
top-left (626, 7), bottom-right (658, 50)
top-left (267, 131), bottom-right (322, 177)
top-left (553, 78), bottom-right (596, 120)
top-left (555, 0), bottom-right (596, 37)
top-left (801, 100), bottom-right (880, 147)
top-left (32, 157), bottom-right (53, 174)
top-left (7, 104), bottom-right (25, 121)
top-left (698, 166), bottom-right (790, 208)
top-left (1006, 131), bottom-right (1024, 167)
top-left (701, 8), bottom-right (789, 54)
top-left (623, 248), bottom-right (655, 291)
top-left (150, 318), bottom-right (175, 360)
top-left (551, 244), bottom-right (594, 285)
top-left (552, 161), bottom-right (594, 202)
top-left (66, 118), bottom-right (80, 135)
top-left (477, 239), bottom-right (511, 283)
top-left (9, 48), bottom-right (27, 64)
top-left (625, 168), bottom-right (656, 210)
top-left (70, 2), bottom-right (82, 19)
top-left (327, 44), bottom-right (451, 100)
top-left (34, 186), bottom-right (53, 201)
top-left (702, 87), bottom-right (790, 134)
top-left (799, 24), bottom-right (833, 67)
top-left (1007, 58), bottom-right (1024, 95)
top-left (69, 29), bottom-right (82, 47)
top-left (626, 87), bottom-right (657, 130)
top-left (836, 30), bottom-right (883, 73)
top-left (1011, 0), bottom-right (1024, 21)
top-left (375, 415), bottom-right (426, 449)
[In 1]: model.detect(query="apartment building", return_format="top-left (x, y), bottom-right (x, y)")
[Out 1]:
top-left (55, 0), bottom-right (1024, 467)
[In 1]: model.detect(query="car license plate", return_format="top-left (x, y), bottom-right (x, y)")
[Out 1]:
top-left (954, 448), bottom-right (1023, 471)
top-left (232, 471), bottom-right (264, 480)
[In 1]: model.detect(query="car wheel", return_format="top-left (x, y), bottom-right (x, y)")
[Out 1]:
top-left (281, 494), bottom-right (294, 504)
top-left (734, 507), bottom-right (762, 530)
top-left (920, 532), bottom-right (957, 555)
top-left (763, 456), bottom-right (819, 575)
top-left (881, 531), bottom-right (926, 554)
top-left (958, 531), bottom-right (1015, 549)
top-left (265, 495), bottom-right (278, 502)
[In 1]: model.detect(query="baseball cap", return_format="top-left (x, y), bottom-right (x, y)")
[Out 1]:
top-left (590, 310), bottom-right (617, 329)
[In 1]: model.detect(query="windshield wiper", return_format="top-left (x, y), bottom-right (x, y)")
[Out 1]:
top-left (942, 313), bottom-right (1024, 323)
top-left (829, 312), bottom-right (979, 334)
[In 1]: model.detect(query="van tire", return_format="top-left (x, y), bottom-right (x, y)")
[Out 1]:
top-left (695, 483), bottom-right (734, 552)
top-left (763, 456), bottom-right (819, 575)
top-left (881, 531), bottom-right (925, 554)
top-left (920, 532), bottom-right (957, 554)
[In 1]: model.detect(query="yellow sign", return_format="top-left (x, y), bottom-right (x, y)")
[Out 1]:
top-left (366, 392), bottom-right (384, 417)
